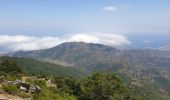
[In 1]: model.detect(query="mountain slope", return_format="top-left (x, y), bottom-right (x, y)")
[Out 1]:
top-left (0, 56), bottom-right (85, 78)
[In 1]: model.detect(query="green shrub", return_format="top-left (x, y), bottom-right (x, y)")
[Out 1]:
top-left (5, 75), bottom-right (17, 81)
top-left (1, 85), bottom-right (18, 94)
top-left (33, 80), bottom-right (46, 88)
top-left (17, 91), bottom-right (31, 98)
top-left (78, 72), bottom-right (130, 100)
top-left (54, 72), bottom-right (136, 100)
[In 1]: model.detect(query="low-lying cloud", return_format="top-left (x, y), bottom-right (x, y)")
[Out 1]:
top-left (0, 33), bottom-right (130, 51)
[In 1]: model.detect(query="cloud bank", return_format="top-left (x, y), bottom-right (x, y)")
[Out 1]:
top-left (0, 33), bottom-right (130, 51)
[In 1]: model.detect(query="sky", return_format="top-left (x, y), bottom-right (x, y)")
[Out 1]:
top-left (0, 0), bottom-right (170, 52)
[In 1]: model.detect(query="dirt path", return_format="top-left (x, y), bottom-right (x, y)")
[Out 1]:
top-left (0, 94), bottom-right (25, 100)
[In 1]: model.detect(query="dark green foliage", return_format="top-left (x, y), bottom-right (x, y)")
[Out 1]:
top-left (0, 56), bottom-right (85, 78)
top-left (53, 72), bottom-right (138, 100)
top-left (0, 56), bottom-right (22, 74)
top-left (55, 76), bottom-right (77, 94)
top-left (15, 57), bottom-right (85, 78)
top-left (78, 72), bottom-right (130, 100)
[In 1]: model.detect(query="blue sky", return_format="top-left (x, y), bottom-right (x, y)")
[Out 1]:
top-left (0, 0), bottom-right (170, 51)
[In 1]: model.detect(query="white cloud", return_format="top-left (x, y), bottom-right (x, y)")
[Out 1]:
top-left (102, 6), bottom-right (118, 12)
top-left (93, 33), bottom-right (130, 46)
top-left (0, 33), bottom-right (130, 51)
top-left (0, 35), bottom-right (35, 44)
top-left (0, 35), bottom-right (63, 51)
top-left (103, 4), bottom-right (131, 12)
top-left (68, 34), bottom-right (99, 43)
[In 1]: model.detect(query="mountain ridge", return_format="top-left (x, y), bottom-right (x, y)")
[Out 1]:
top-left (12, 42), bottom-right (122, 68)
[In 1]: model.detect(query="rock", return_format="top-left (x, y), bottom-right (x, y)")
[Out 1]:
top-left (0, 89), bottom-right (7, 94)
top-left (0, 76), bottom-right (4, 83)
top-left (1, 78), bottom-right (41, 94)
top-left (17, 82), bottom-right (41, 93)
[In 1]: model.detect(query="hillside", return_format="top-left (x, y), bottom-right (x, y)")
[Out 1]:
top-left (0, 58), bottom-right (140, 100)
top-left (0, 56), bottom-right (85, 78)
top-left (10, 42), bottom-right (170, 100)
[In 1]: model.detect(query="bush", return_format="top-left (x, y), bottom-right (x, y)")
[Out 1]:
top-left (78, 72), bottom-right (130, 100)
top-left (33, 80), bottom-right (46, 88)
top-left (54, 76), bottom-right (78, 94)
top-left (17, 91), bottom-right (31, 98)
top-left (1, 85), bottom-right (18, 94)
top-left (53, 72), bottom-right (135, 100)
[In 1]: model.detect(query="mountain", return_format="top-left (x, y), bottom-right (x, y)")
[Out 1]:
top-left (12, 42), bottom-right (123, 72)
top-left (10, 42), bottom-right (170, 99)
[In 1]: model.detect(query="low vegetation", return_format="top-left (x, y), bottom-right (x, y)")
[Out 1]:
top-left (0, 57), bottom-right (143, 100)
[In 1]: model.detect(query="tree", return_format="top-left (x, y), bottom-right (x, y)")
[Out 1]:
top-left (78, 72), bottom-right (130, 100)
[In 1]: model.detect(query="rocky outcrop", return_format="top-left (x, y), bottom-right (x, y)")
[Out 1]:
top-left (14, 80), bottom-right (41, 94)
top-left (0, 78), bottom-right (41, 94)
